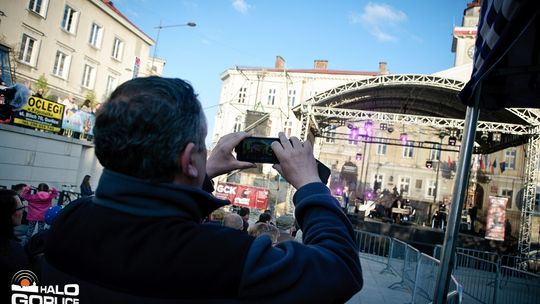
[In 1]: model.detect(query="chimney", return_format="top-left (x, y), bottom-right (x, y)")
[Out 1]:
top-left (275, 56), bottom-right (285, 69)
top-left (378, 61), bottom-right (388, 75)
top-left (314, 60), bottom-right (328, 70)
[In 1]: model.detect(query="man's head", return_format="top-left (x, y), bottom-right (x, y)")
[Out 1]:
top-left (94, 77), bottom-right (207, 185)
top-left (222, 213), bottom-right (244, 230)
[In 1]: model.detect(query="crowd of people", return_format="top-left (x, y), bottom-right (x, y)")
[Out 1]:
top-left (2, 76), bottom-right (362, 303)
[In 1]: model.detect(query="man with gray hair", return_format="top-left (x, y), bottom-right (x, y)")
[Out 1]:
top-left (44, 76), bottom-right (362, 303)
top-left (222, 213), bottom-right (244, 230)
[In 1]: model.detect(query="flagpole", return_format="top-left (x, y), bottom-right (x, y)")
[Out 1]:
top-left (433, 83), bottom-right (482, 303)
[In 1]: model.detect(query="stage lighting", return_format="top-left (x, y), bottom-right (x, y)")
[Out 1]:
top-left (481, 131), bottom-right (488, 142)
top-left (355, 153), bottom-right (363, 161)
top-left (365, 191), bottom-right (374, 200)
top-left (448, 136), bottom-right (457, 146)
top-left (400, 132), bottom-right (408, 144)
top-left (426, 160), bottom-right (433, 169)
top-left (380, 123), bottom-right (387, 130)
top-left (492, 132), bottom-right (501, 142)
top-left (364, 120), bottom-right (374, 137)
top-left (349, 127), bottom-right (359, 139)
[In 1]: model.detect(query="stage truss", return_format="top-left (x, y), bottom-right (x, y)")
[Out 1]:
top-left (293, 75), bottom-right (540, 257)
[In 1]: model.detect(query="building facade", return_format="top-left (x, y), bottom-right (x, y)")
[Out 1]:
top-left (0, 0), bottom-right (154, 104)
top-left (210, 0), bottom-right (539, 239)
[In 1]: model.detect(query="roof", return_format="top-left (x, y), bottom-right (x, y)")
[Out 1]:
top-left (100, 0), bottom-right (154, 45)
top-left (233, 67), bottom-right (381, 77)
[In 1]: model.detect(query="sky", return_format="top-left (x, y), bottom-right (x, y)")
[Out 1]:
top-left (112, 0), bottom-right (473, 147)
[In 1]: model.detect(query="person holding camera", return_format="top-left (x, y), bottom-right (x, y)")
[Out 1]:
top-left (44, 77), bottom-right (362, 303)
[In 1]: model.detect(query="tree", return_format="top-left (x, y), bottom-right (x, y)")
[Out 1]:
top-left (84, 90), bottom-right (97, 108)
top-left (35, 74), bottom-right (51, 99)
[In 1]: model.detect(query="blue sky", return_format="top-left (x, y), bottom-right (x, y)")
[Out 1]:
top-left (112, 0), bottom-right (472, 146)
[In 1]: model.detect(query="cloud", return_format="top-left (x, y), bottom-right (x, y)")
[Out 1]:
top-left (350, 2), bottom-right (407, 42)
top-left (232, 0), bottom-right (251, 14)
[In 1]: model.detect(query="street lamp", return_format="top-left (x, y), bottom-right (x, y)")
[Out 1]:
top-left (150, 21), bottom-right (196, 75)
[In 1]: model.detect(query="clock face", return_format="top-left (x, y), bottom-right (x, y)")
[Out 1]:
top-left (467, 46), bottom-right (475, 59)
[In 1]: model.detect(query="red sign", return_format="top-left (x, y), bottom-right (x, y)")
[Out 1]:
top-left (214, 182), bottom-right (269, 209)
top-left (485, 196), bottom-right (508, 241)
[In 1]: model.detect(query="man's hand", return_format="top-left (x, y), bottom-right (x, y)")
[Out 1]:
top-left (206, 132), bottom-right (257, 178)
top-left (271, 132), bottom-right (321, 189)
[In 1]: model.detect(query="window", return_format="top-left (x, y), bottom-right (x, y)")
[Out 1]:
top-left (284, 121), bottom-right (293, 137)
top-left (112, 38), bottom-right (124, 60)
top-left (373, 174), bottom-right (383, 191)
top-left (415, 179), bottom-right (423, 189)
top-left (403, 142), bottom-right (414, 158)
top-left (505, 149), bottom-right (516, 170)
top-left (324, 126), bottom-right (336, 143)
top-left (81, 64), bottom-right (96, 89)
top-left (267, 88), bottom-right (276, 105)
top-left (501, 189), bottom-right (513, 209)
top-left (429, 144), bottom-right (441, 160)
top-left (377, 143), bottom-right (387, 155)
top-left (233, 116), bottom-right (243, 132)
top-left (89, 23), bottom-right (103, 48)
top-left (28, 0), bottom-right (48, 16)
top-left (427, 180), bottom-right (436, 197)
top-left (0, 45), bottom-right (13, 86)
top-left (61, 5), bottom-right (79, 34)
top-left (105, 75), bottom-right (117, 97)
top-left (18, 34), bottom-right (38, 66)
top-left (398, 177), bottom-right (411, 195)
top-left (52, 50), bottom-right (70, 79)
top-left (238, 87), bottom-right (247, 103)
top-left (288, 89), bottom-right (296, 107)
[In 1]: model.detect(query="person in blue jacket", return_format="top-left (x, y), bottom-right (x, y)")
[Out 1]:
top-left (43, 77), bottom-right (362, 303)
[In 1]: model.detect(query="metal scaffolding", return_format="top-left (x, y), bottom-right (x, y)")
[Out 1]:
top-left (294, 75), bottom-right (540, 255)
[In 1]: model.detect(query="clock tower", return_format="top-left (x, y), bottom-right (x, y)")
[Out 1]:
top-left (452, 0), bottom-right (481, 67)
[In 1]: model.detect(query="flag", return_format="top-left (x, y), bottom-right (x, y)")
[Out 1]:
top-left (500, 161), bottom-right (506, 173)
top-left (490, 159), bottom-right (497, 174)
top-left (447, 155), bottom-right (452, 168)
top-left (479, 155), bottom-right (486, 171)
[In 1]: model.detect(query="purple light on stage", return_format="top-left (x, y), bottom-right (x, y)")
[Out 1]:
top-left (335, 187), bottom-right (343, 195)
top-left (355, 153), bottom-right (363, 161)
top-left (400, 133), bottom-right (408, 145)
top-left (349, 127), bottom-right (359, 139)
top-left (365, 191), bottom-right (374, 200)
top-left (364, 120), bottom-right (374, 137)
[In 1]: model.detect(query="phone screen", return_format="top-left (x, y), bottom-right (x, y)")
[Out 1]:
top-left (235, 137), bottom-right (279, 163)
top-left (234, 137), bottom-right (331, 184)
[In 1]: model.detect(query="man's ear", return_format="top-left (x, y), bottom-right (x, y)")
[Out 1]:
top-left (179, 143), bottom-right (199, 178)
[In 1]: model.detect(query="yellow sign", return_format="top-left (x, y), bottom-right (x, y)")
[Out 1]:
top-left (23, 97), bottom-right (64, 120)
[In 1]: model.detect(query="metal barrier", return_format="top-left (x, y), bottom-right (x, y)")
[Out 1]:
top-left (354, 230), bottom-right (462, 303)
top-left (445, 276), bottom-right (463, 304)
top-left (413, 254), bottom-right (440, 303)
top-left (453, 252), bottom-right (499, 304)
top-left (496, 266), bottom-right (540, 304)
top-left (385, 238), bottom-right (407, 277)
top-left (355, 230), bottom-right (392, 263)
top-left (433, 245), bottom-right (498, 264)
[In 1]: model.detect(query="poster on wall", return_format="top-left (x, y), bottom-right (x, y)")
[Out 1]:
top-left (485, 196), bottom-right (508, 241)
top-left (214, 182), bottom-right (269, 210)
top-left (12, 96), bottom-right (64, 132)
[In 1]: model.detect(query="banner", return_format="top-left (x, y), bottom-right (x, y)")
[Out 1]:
top-left (485, 196), bottom-right (508, 241)
top-left (214, 182), bottom-right (269, 210)
top-left (12, 96), bottom-right (64, 132)
top-left (62, 109), bottom-right (96, 135)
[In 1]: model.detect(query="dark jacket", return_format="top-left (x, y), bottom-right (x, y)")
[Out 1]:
top-left (79, 183), bottom-right (93, 197)
top-left (44, 169), bottom-right (362, 303)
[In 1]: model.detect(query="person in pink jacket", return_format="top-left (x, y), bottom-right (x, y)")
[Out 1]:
top-left (22, 183), bottom-right (58, 239)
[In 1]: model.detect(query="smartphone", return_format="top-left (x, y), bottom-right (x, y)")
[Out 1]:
top-left (235, 136), bottom-right (279, 164)
top-left (234, 137), bottom-right (331, 184)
